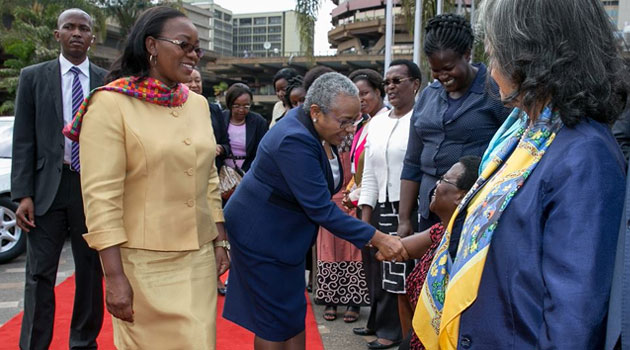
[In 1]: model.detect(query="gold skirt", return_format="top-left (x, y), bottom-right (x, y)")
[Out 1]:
top-left (112, 242), bottom-right (217, 349)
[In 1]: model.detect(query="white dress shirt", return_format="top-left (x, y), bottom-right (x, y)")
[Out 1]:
top-left (358, 108), bottom-right (412, 208)
top-left (59, 54), bottom-right (90, 164)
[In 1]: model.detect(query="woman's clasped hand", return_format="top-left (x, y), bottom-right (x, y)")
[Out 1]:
top-left (369, 231), bottom-right (409, 262)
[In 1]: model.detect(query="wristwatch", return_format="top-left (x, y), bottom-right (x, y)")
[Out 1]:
top-left (214, 240), bottom-right (231, 251)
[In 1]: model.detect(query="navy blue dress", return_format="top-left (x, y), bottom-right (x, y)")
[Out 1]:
top-left (223, 107), bottom-right (375, 341)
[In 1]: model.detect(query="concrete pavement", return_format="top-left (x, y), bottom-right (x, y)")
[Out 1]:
top-left (0, 241), bottom-right (75, 327)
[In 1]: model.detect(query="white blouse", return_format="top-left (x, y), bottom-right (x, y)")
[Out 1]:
top-left (329, 151), bottom-right (341, 189)
top-left (358, 108), bottom-right (412, 208)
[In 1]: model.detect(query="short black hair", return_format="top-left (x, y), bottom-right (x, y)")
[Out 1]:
top-left (424, 13), bottom-right (474, 57)
top-left (349, 69), bottom-right (385, 98)
top-left (284, 75), bottom-right (305, 107)
top-left (456, 155), bottom-right (481, 191)
top-left (303, 66), bottom-right (335, 92)
top-left (225, 83), bottom-right (253, 110)
top-left (389, 59), bottom-right (422, 84)
top-left (106, 6), bottom-right (187, 83)
top-left (273, 68), bottom-right (298, 88)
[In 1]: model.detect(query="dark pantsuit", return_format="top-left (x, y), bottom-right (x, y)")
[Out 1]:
top-left (362, 245), bottom-right (401, 341)
top-left (20, 167), bottom-right (103, 350)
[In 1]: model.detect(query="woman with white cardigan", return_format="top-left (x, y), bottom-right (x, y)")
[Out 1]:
top-left (356, 59), bottom-right (421, 350)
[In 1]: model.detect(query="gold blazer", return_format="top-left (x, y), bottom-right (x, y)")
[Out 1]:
top-left (79, 91), bottom-right (223, 251)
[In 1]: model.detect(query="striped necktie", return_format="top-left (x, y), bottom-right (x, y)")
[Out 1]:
top-left (69, 66), bottom-right (83, 172)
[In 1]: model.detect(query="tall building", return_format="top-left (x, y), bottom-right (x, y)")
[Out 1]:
top-left (183, 0), bottom-right (233, 56)
top-left (603, 0), bottom-right (621, 27)
top-left (182, 3), bottom-right (213, 52)
top-left (602, 0), bottom-right (630, 29)
top-left (617, 0), bottom-right (630, 29)
top-left (328, 0), bottom-right (411, 55)
top-left (232, 10), bottom-right (311, 58)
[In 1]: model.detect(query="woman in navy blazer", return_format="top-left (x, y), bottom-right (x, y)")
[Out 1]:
top-left (223, 73), bottom-right (408, 349)
top-left (217, 83), bottom-right (268, 172)
top-left (415, 1), bottom-right (627, 348)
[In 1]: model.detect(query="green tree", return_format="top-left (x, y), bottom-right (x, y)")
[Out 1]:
top-left (92, 0), bottom-right (183, 40)
top-left (295, 0), bottom-right (318, 56)
top-left (0, 1), bottom-right (104, 114)
top-left (0, 0), bottom-right (103, 115)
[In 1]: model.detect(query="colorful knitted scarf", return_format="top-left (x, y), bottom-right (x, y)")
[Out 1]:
top-left (63, 76), bottom-right (189, 141)
top-left (413, 106), bottom-right (563, 350)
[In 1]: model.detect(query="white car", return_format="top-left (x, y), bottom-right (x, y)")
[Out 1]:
top-left (0, 116), bottom-right (24, 263)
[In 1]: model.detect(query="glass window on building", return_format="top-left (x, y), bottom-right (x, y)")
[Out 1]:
top-left (214, 10), bottom-right (223, 20)
top-left (254, 27), bottom-right (267, 34)
top-left (224, 14), bottom-right (232, 22)
top-left (269, 16), bottom-right (282, 24)
top-left (268, 34), bottom-right (281, 42)
top-left (239, 27), bottom-right (252, 34)
top-left (239, 17), bottom-right (252, 25)
top-left (268, 26), bottom-right (281, 33)
top-left (254, 17), bottom-right (267, 25)
top-left (253, 44), bottom-right (265, 51)
top-left (240, 36), bottom-right (252, 43)
top-left (253, 35), bottom-right (266, 42)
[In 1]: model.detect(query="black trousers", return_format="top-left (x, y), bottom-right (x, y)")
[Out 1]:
top-left (362, 245), bottom-right (401, 341)
top-left (20, 167), bottom-right (104, 350)
top-left (360, 202), bottom-right (409, 342)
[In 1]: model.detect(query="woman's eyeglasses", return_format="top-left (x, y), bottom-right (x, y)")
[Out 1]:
top-left (156, 37), bottom-right (204, 58)
top-left (329, 114), bottom-right (365, 129)
top-left (382, 77), bottom-right (413, 87)
top-left (437, 175), bottom-right (458, 188)
top-left (232, 104), bottom-right (251, 111)
top-left (339, 117), bottom-right (364, 129)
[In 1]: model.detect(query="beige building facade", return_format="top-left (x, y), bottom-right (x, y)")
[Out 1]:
top-left (232, 10), bottom-right (311, 58)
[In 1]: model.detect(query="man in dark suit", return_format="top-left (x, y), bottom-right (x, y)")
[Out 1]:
top-left (11, 8), bottom-right (105, 349)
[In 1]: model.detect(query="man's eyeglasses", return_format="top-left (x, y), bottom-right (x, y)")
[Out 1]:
top-left (437, 175), bottom-right (458, 188)
top-left (232, 104), bottom-right (251, 111)
top-left (156, 37), bottom-right (204, 58)
top-left (382, 77), bottom-right (413, 87)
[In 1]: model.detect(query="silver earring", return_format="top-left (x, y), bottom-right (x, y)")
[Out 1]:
top-left (312, 118), bottom-right (317, 123)
top-left (149, 54), bottom-right (157, 65)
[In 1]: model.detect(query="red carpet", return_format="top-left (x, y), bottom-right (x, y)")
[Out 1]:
top-left (0, 275), bottom-right (324, 349)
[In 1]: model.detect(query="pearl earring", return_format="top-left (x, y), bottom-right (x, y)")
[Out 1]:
top-left (312, 119), bottom-right (317, 123)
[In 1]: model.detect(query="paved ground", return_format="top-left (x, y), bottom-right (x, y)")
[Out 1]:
top-left (311, 297), bottom-right (377, 350)
top-left (0, 241), bottom-right (75, 327)
top-left (0, 240), bottom-right (377, 349)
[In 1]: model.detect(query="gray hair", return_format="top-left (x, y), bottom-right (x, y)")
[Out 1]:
top-left (303, 72), bottom-right (359, 115)
top-left (479, 0), bottom-right (629, 126)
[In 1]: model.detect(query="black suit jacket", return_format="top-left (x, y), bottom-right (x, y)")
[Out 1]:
top-left (11, 58), bottom-right (107, 215)
top-left (218, 110), bottom-right (268, 172)
top-left (209, 103), bottom-right (229, 170)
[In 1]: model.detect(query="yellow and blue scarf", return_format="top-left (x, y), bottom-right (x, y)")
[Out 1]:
top-left (413, 106), bottom-right (563, 350)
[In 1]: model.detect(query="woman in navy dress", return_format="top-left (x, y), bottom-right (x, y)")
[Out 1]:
top-left (223, 72), bottom-right (408, 350)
